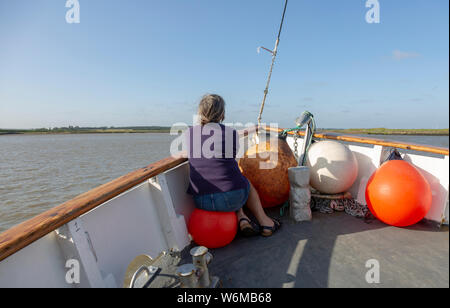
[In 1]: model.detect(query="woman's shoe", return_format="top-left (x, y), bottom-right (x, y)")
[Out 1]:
top-left (239, 218), bottom-right (260, 237)
top-left (260, 218), bottom-right (281, 237)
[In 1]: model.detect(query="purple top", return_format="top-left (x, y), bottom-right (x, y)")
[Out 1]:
top-left (185, 123), bottom-right (248, 195)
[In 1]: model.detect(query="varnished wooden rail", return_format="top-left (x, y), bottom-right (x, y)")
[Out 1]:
top-left (262, 126), bottom-right (449, 156)
top-left (0, 125), bottom-right (447, 262)
top-left (0, 156), bottom-right (187, 262)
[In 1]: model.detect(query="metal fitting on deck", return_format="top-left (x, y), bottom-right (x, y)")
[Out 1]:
top-left (190, 246), bottom-right (212, 287)
top-left (176, 264), bottom-right (199, 288)
top-left (176, 246), bottom-right (220, 288)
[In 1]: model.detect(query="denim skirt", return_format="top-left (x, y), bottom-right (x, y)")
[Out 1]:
top-left (193, 180), bottom-right (250, 212)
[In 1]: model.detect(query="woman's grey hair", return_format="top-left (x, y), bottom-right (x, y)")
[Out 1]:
top-left (198, 94), bottom-right (225, 125)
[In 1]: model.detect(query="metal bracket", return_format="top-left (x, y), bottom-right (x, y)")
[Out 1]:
top-left (257, 46), bottom-right (275, 55)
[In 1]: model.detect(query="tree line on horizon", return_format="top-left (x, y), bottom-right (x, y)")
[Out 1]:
top-left (0, 126), bottom-right (172, 134)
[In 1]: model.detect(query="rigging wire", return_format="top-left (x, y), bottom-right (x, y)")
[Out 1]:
top-left (256, 0), bottom-right (289, 128)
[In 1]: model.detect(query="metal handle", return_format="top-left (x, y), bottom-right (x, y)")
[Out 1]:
top-left (130, 266), bottom-right (151, 288)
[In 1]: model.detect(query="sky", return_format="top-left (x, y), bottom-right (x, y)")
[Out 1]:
top-left (0, 0), bottom-right (448, 129)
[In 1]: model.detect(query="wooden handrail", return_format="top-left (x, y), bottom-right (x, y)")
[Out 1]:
top-left (262, 126), bottom-right (449, 156)
top-left (0, 125), bottom-right (447, 261)
top-left (0, 156), bottom-right (187, 262)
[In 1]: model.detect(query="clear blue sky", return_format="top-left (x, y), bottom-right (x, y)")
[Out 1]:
top-left (0, 0), bottom-right (448, 129)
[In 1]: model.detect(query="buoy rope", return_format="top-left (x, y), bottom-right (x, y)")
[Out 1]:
top-left (257, 0), bottom-right (289, 128)
top-left (311, 196), bottom-right (373, 220)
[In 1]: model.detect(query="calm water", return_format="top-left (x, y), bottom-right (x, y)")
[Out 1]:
top-left (0, 133), bottom-right (177, 232)
top-left (0, 133), bottom-right (448, 232)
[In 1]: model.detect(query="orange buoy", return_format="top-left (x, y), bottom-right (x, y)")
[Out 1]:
top-left (365, 160), bottom-right (432, 227)
top-left (238, 138), bottom-right (298, 208)
top-left (188, 209), bottom-right (237, 249)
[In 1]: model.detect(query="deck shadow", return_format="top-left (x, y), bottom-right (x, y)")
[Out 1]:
top-left (203, 210), bottom-right (448, 288)
top-left (203, 211), bottom-right (386, 288)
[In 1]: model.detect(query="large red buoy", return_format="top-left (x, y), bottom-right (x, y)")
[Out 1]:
top-left (188, 209), bottom-right (237, 249)
top-left (365, 160), bottom-right (432, 227)
top-left (238, 138), bottom-right (298, 208)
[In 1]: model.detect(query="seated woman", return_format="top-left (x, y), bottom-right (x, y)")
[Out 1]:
top-left (184, 94), bottom-right (280, 237)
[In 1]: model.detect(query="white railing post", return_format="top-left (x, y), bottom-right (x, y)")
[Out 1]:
top-left (55, 219), bottom-right (107, 288)
top-left (155, 167), bottom-right (192, 251)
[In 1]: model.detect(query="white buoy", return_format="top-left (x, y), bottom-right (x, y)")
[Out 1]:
top-left (306, 140), bottom-right (358, 194)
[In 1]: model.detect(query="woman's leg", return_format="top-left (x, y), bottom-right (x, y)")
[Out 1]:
top-left (236, 208), bottom-right (250, 228)
top-left (236, 207), bottom-right (263, 236)
top-left (245, 183), bottom-right (275, 228)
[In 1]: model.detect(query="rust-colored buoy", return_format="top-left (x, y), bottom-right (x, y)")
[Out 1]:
top-left (238, 138), bottom-right (298, 208)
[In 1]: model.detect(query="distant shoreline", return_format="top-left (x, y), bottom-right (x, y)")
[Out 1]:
top-left (0, 127), bottom-right (449, 136)
top-left (0, 130), bottom-right (171, 135)
top-left (0, 127), bottom-right (172, 136)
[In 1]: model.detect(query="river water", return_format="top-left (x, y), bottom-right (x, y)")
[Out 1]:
top-left (0, 133), bottom-right (448, 232)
